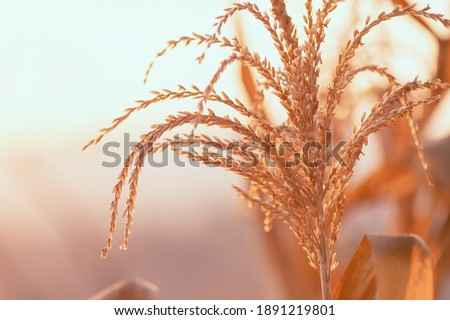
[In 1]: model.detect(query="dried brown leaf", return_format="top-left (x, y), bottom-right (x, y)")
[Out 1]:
top-left (241, 62), bottom-right (257, 103)
top-left (89, 279), bottom-right (158, 300)
top-left (334, 234), bottom-right (434, 299)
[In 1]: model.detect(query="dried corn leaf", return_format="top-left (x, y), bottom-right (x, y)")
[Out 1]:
top-left (235, 20), bottom-right (269, 122)
top-left (435, 211), bottom-right (450, 260)
top-left (90, 278), bottom-right (158, 300)
top-left (240, 62), bottom-right (257, 104)
top-left (392, 0), bottom-right (435, 35)
top-left (235, 20), bottom-right (257, 105)
top-left (438, 39), bottom-right (450, 84)
top-left (334, 234), bottom-right (434, 299)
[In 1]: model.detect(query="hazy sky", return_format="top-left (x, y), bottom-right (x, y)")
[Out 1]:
top-left (0, 0), bottom-right (448, 156)
top-left (0, 0), bottom-right (449, 300)
top-left (0, 0), bottom-right (232, 154)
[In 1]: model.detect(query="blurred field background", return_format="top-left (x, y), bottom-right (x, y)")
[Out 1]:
top-left (0, 0), bottom-right (449, 299)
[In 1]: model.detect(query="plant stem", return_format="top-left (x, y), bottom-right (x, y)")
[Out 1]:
top-left (319, 233), bottom-right (332, 300)
top-left (319, 258), bottom-right (332, 299)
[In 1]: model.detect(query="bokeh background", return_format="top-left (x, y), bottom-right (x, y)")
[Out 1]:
top-left (0, 0), bottom-right (449, 299)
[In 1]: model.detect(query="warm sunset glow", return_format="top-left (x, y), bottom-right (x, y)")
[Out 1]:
top-left (0, 0), bottom-right (449, 301)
